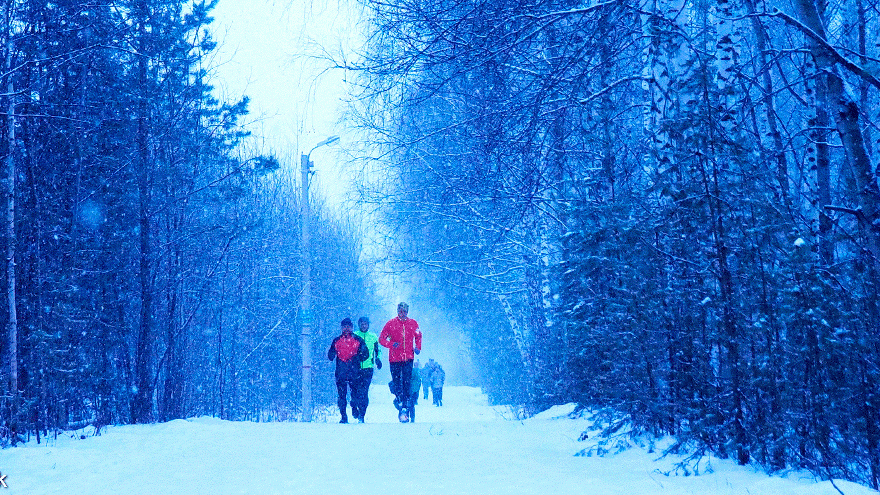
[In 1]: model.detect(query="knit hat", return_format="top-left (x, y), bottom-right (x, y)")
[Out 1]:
top-left (358, 316), bottom-right (370, 324)
top-left (341, 317), bottom-right (353, 327)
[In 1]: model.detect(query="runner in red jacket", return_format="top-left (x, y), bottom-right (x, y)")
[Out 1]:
top-left (379, 302), bottom-right (422, 422)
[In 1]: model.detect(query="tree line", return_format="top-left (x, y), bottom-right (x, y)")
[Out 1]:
top-left (348, 0), bottom-right (880, 488)
top-left (0, 0), bottom-right (375, 442)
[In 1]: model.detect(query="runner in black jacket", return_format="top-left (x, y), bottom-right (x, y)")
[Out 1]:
top-left (328, 318), bottom-right (369, 423)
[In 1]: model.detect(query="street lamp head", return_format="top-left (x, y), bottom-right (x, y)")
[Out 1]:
top-left (316, 136), bottom-right (339, 147)
top-left (314, 135), bottom-right (340, 149)
top-left (305, 136), bottom-right (340, 158)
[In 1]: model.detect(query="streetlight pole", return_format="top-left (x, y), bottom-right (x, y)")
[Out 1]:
top-left (300, 135), bottom-right (338, 422)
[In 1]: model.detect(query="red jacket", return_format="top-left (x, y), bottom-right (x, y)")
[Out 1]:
top-left (379, 317), bottom-right (422, 363)
top-left (327, 333), bottom-right (368, 380)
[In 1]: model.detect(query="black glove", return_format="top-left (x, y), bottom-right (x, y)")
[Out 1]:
top-left (376, 358), bottom-right (383, 370)
top-left (414, 348), bottom-right (420, 355)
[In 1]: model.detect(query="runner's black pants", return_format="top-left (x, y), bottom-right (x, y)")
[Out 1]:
top-left (389, 360), bottom-right (414, 410)
top-left (336, 378), bottom-right (356, 419)
top-left (351, 368), bottom-right (373, 419)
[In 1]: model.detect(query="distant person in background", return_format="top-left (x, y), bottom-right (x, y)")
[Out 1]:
top-left (352, 316), bottom-right (382, 423)
top-left (431, 363), bottom-right (445, 406)
top-left (420, 361), bottom-right (432, 401)
top-left (422, 358), bottom-right (439, 402)
top-left (380, 302), bottom-right (422, 423)
top-left (327, 318), bottom-right (368, 423)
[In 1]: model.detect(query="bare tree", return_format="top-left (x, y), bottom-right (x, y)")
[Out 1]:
top-left (2, 0), bottom-right (19, 441)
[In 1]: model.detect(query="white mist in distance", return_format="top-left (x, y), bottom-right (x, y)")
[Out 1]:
top-left (208, 0), bottom-right (477, 388)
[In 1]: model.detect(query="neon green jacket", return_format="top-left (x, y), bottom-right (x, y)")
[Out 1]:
top-left (354, 330), bottom-right (381, 369)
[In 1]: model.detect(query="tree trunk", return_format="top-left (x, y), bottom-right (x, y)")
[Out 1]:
top-left (642, 0), bottom-right (689, 173)
top-left (216, 280), bottom-right (224, 419)
top-left (131, 3), bottom-right (154, 422)
top-left (3, 7), bottom-right (19, 437)
top-left (864, 360), bottom-right (880, 489)
top-left (805, 54), bottom-right (834, 266)
top-left (161, 250), bottom-right (182, 421)
top-left (793, 0), bottom-right (880, 272)
top-left (495, 292), bottom-right (531, 371)
top-left (746, 0), bottom-right (793, 212)
top-left (714, 0), bottom-right (740, 132)
top-left (855, 0), bottom-right (871, 158)
top-left (715, 191), bottom-right (748, 465)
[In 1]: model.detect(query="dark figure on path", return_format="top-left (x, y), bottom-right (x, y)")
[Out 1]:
top-left (421, 358), bottom-right (439, 401)
top-left (327, 317), bottom-right (368, 423)
top-left (420, 362), bottom-right (431, 401)
top-left (352, 316), bottom-right (382, 423)
top-left (380, 302), bottom-right (422, 423)
top-left (431, 364), bottom-right (445, 406)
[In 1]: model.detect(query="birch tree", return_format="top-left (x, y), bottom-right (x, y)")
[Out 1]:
top-left (2, 0), bottom-right (19, 442)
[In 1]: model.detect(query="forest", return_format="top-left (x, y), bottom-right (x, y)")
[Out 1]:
top-left (0, 0), bottom-right (377, 441)
top-left (345, 0), bottom-right (880, 489)
top-left (1, 0), bottom-right (879, 491)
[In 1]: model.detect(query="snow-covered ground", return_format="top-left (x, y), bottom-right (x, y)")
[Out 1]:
top-left (0, 386), bottom-right (874, 494)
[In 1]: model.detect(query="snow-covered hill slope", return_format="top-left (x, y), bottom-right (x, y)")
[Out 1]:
top-left (0, 386), bottom-right (872, 494)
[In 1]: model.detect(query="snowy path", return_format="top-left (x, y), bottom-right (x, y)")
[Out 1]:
top-left (0, 386), bottom-right (873, 495)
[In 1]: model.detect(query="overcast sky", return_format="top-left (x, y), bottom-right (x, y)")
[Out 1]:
top-left (207, 0), bottom-right (420, 309)
top-left (208, 0), bottom-right (364, 206)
